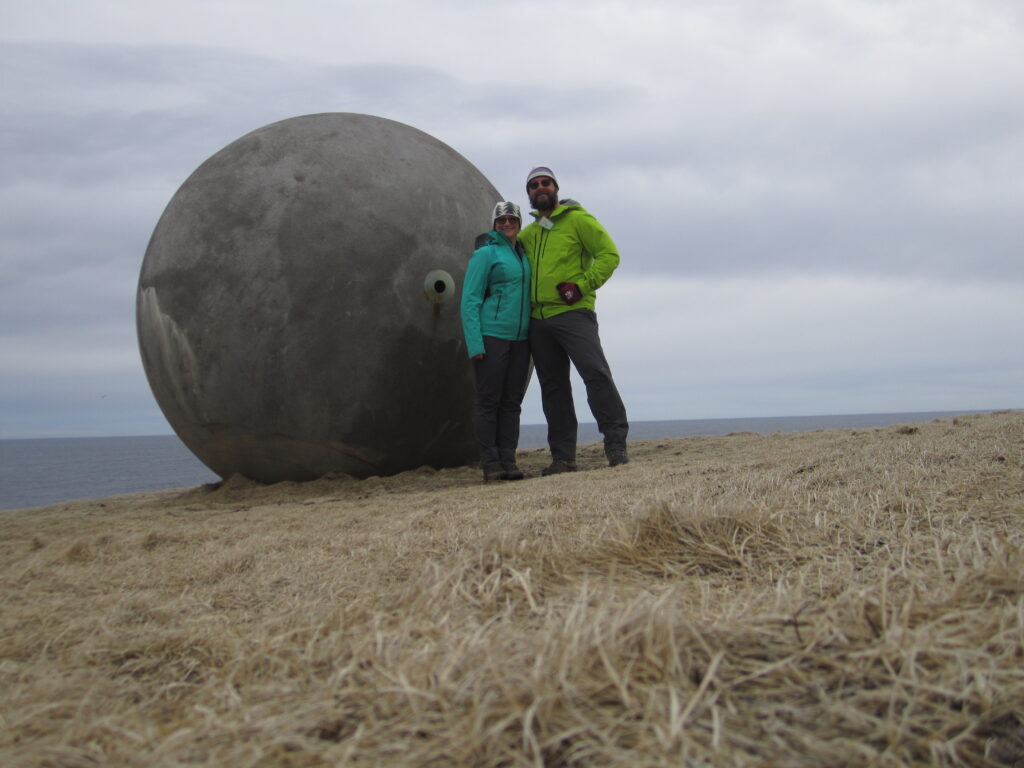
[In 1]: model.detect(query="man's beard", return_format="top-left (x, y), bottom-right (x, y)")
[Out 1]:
top-left (532, 189), bottom-right (557, 212)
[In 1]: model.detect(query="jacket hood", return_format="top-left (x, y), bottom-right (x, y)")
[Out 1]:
top-left (474, 229), bottom-right (517, 249)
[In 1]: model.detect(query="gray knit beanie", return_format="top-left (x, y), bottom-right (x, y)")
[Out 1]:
top-left (525, 166), bottom-right (558, 189)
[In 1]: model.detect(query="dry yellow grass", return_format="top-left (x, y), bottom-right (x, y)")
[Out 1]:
top-left (2, 410), bottom-right (1022, 767)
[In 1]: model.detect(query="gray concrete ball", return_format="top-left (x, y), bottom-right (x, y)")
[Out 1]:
top-left (137, 113), bottom-right (500, 482)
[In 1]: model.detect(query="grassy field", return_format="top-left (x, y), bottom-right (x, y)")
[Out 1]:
top-left (1, 410), bottom-right (1022, 767)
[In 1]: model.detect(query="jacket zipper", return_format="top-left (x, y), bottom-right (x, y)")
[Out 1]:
top-left (516, 246), bottom-right (526, 334)
top-left (533, 228), bottom-right (549, 319)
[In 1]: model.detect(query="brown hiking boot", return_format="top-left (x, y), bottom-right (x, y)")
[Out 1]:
top-left (541, 459), bottom-right (577, 476)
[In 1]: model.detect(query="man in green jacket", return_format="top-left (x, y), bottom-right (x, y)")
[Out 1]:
top-left (519, 166), bottom-right (629, 474)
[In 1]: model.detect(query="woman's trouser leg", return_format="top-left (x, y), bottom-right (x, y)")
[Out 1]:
top-left (473, 336), bottom-right (511, 467)
top-left (496, 339), bottom-right (530, 467)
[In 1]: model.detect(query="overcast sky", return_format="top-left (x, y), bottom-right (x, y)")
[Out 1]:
top-left (1, 0), bottom-right (1021, 439)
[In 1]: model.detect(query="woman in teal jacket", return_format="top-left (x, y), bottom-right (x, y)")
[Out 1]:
top-left (460, 202), bottom-right (532, 482)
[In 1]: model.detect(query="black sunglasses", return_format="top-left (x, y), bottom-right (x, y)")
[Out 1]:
top-left (528, 178), bottom-right (555, 190)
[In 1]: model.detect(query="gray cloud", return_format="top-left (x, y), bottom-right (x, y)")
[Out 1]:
top-left (1, 1), bottom-right (1021, 438)
top-left (591, 275), bottom-right (1023, 421)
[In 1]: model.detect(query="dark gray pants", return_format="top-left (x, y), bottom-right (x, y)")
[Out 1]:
top-left (529, 309), bottom-right (628, 461)
top-left (472, 336), bottom-right (531, 467)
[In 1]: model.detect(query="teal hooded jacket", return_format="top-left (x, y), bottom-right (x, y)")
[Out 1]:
top-left (460, 230), bottom-right (532, 359)
top-left (519, 200), bottom-right (620, 320)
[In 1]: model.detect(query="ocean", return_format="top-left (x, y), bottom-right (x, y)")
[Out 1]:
top-left (0, 410), bottom-right (988, 511)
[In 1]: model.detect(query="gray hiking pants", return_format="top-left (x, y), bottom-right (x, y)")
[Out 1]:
top-left (528, 309), bottom-right (628, 461)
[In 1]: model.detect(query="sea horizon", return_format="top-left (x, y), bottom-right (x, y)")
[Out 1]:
top-left (0, 408), bottom-right (1006, 511)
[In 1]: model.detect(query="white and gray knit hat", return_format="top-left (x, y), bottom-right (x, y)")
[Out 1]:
top-left (525, 166), bottom-right (558, 189)
top-left (491, 201), bottom-right (522, 223)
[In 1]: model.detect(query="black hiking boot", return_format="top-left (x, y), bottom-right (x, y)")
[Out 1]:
top-left (501, 464), bottom-right (525, 481)
top-left (606, 446), bottom-right (630, 467)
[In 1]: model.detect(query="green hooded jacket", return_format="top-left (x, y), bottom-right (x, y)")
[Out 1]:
top-left (519, 200), bottom-right (620, 319)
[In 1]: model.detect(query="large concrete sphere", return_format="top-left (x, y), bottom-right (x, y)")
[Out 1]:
top-left (137, 113), bottom-right (499, 482)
